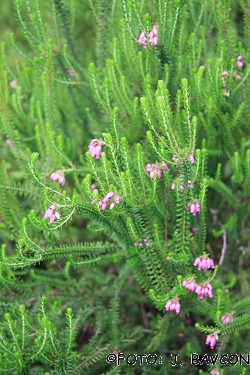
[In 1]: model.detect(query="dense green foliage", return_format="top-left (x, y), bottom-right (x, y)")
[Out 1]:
top-left (0, 1), bottom-right (250, 374)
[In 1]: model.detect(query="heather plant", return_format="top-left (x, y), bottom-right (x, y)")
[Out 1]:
top-left (0, 1), bottom-right (250, 374)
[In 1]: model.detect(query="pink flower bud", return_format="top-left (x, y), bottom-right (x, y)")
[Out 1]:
top-left (88, 139), bottom-right (103, 159)
top-left (138, 30), bottom-right (147, 47)
top-left (44, 205), bottom-right (55, 219)
top-left (221, 314), bottom-right (233, 323)
top-left (237, 60), bottom-right (244, 68)
top-left (101, 202), bottom-right (107, 210)
top-left (205, 333), bottom-right (218, 349)
top-left (157, 170), bottom-right (162, 179)
top-left (106, 191), bottom-right (115, 199)
top-left (188, 154), bottom-right (195, 164)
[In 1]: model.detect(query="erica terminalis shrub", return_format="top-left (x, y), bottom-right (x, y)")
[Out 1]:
top-left (0, 0), bottom-right (250, 374)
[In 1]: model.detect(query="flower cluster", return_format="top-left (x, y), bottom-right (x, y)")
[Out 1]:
top-left (97, 192), bottom-right (120, 210)
top-left (50, 170), bottom-right (65, 186)
top-left (187, 200), bottom-right (200, 216)
top-left (182, 277), bottom-right (197, 292)
top-left (44, 205), bottom-right (60, 224)
top-left (165, 298), bottom-right (180, 314)
top-left (195, 282), bottom-right (213, 299)
top-left (134, 238), bottom-right (150, 247)
top-left (206, 333), bottom-right (218, 349)
top-left (221, 314), bottom-right (233, 324)
top-left (138, 25), bottom-right (158, 48)
top-left (182, 278), bottom-right (213, 299)
top-left (145, 163), bottom-right (168, 180)
top-left (194, 255), bottom-right (214, 270)
top-left (88, 139), bottom-right (103, 159)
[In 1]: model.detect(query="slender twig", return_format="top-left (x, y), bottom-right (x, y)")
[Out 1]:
top-left (219, 229), bottom-right (227, 266)
top-left (70, 345), bottom-right (112, 375)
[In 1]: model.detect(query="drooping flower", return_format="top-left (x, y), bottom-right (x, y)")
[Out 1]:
top-left (50, 170), bottom-right (65, 186)
top-left (195, 282), bottom-right (213, 299)
top-left (187, 200), bottom-right (200, 216)
top-left (165, 297), bottom-right (180, 314)
top-left (193, 255), bottom-right (215, 270)
top-left (205, 333), bottom-right (218, 349)
top-left (221, 314), bottom-right (233, 324)
top-left (88, 139), bottom-right (103, 159)
top-left (91, 183), bottom-right (97, 190)
top-left (44, 205), bottom-right (60, 224)
top-left (145, 163), bottom-right (168, 180)
top-left (182, 277), bottom-right (198, 292)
